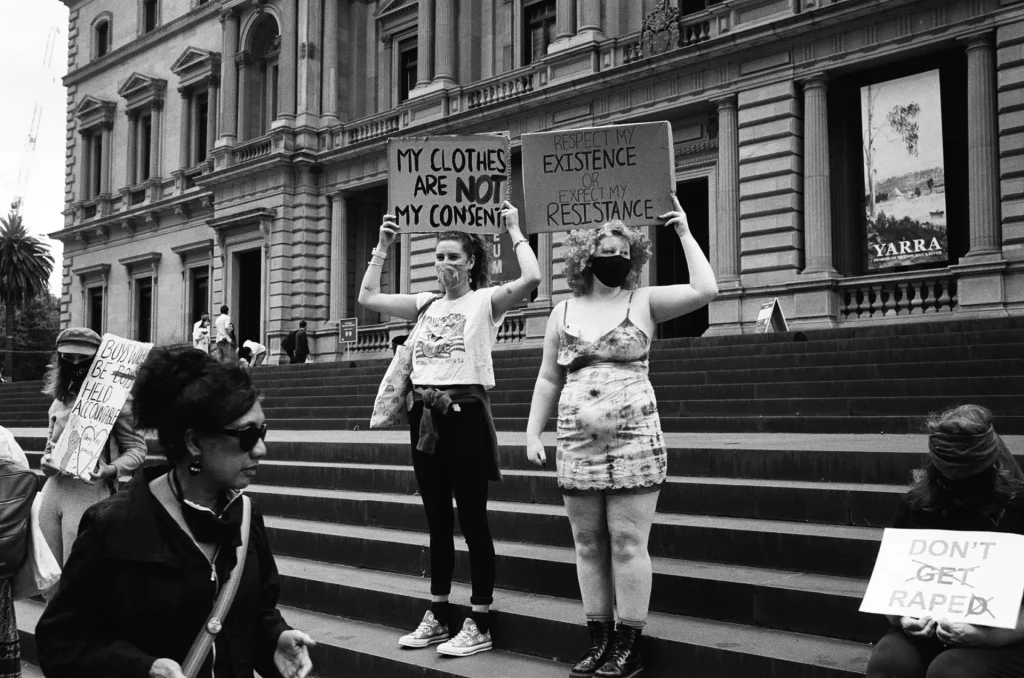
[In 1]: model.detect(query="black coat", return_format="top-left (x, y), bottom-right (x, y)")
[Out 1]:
top-left (36, 467), bottom-right (291, 678)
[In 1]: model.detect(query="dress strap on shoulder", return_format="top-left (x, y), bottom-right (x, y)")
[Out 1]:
top-left (626, 291), bottom-right (635, 319)
top-left (563, 299), bottom-right (569, 324)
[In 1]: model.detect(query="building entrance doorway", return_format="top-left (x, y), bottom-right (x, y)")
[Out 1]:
top-left (234, 249), bottom-right (263, 346)
top-left (655, 177), bottom-right (710, 339)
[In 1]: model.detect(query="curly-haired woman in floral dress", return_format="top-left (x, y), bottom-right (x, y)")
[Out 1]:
top-left (525, 196), bottom-right (717, 678)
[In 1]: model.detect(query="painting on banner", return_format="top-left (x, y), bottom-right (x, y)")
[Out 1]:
top-left (388, 134), bottom-right (512, 234)
top-left (860, 528), bottom-right (1024, 629)
top-left (521, 121), bottom-right (675, 233)
top-left (52, 335), bottom-right (153, 480)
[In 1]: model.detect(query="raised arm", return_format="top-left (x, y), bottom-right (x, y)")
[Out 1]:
top-left (491, 201), bottom-right (542, 320)
top-left (647, 194), bottom-right (719, 324)
top-left (525, 301), bottom-right (566, 467)
top-left (357, 215), bottom-right (422, 322)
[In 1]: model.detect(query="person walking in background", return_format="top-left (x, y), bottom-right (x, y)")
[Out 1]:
top-left (37, 328), bottom-right (148, 571)
top-left (213, 305), bottom-right (232, 363)
top-left (293, 321), bottom-right (310, 364)
top-left (358, 201), bottom-right (540, 657)
top-left (35, 348), bottom-right (316, 678)
top-left (192, 314), bottom-right (211, 354)
top-left (866, 405), bottom-right (1024, 678)
top-left (525, 197), bottom-right (717, 678)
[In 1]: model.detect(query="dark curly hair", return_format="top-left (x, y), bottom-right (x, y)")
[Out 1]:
top-left (132, 348), bottom-right (261, 463)
top-left (906, 405), bottom-right (1023, 526)
top-left (42, 353), bottom-right (85, 402)
top-left (562, 221), bottom-right (652, 296)
top-left (436, 231), bottom-right (490, 289)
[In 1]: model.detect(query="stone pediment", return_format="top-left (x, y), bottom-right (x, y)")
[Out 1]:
top-left (118, 72), bottom-right (167, 112)
top-left (171, 47), bottom-right (221, 86)
top-left (374, 0), bottom-right (414, 19)
top-left (375, 0), bottom-right (417, 41)
top-left (74, 95), bottom-right (117, 130)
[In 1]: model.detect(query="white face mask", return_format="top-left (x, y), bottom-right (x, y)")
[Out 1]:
top-left (435, 262), bottom-right (471, 289)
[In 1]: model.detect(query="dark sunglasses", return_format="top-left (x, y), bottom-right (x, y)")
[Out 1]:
top-left (219, 423), bottom-right (268, 452)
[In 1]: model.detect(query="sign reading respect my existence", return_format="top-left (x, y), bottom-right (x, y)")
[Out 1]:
top-left (521, 121), bottom-right (675, 233)
top-left (53, 334), bottom-right (153, 480)
top-left (388, 134), bottom-right (511, 234)
top-left (860, 529), bottom-right (1024, 629)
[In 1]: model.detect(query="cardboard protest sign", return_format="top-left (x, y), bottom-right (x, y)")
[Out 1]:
top-left (388, 134), bottom-right (511, 234)
top-left (53, 334), bottom-right (153, 480)
top-left (860, 529), bottom-right (1024, 629)
top-left (521, 121), bottom-right (675, 233)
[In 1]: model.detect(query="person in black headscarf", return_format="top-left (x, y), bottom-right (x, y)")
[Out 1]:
top-left (866, 404), bottom-right (1024, 678)
top-left (35, 348), bottom-right (315, 678)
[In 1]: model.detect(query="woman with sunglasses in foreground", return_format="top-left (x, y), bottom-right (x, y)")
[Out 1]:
top-left (37, 327), bottom-right (148, 573)
top-left (36, 348), bottom-right (315, 678)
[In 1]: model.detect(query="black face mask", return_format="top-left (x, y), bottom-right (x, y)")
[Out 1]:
top-left (590, 255), bottom-right (632, 288)
top-left (61, 357), bottom-right (93, 385)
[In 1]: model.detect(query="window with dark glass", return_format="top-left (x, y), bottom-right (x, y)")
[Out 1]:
top-left (398, 38), bottom-right (418, 103)
top-left (524, 0), bottom-right (556, 66)
top-left (95, 21), bottom-right (109, 58)
top-left (140, 113), bottom-right (152, 181)
top-left (190, 267), bottom-right (209, 323)
top-left (88, 287), bottom-right (104, 334)
top-left (678, 0), bottom-right (722, 14)
top-left (136, 278), bottom-right (153, 343)
top-left (143, 0), bottom-right (158, 33)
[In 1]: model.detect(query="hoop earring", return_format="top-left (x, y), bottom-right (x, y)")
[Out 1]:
top-left (188, 457), bottom-right (203, 476)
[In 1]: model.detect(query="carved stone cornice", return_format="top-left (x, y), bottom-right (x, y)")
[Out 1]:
top-left (171, 46), bottom-right (222, 91)
top-left (74, 96), bottom-right (117, 132)
top-left (118, 72), bottom-right (168, 112)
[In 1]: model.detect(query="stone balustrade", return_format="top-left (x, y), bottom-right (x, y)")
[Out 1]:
top-left (467, 71), bottom-right (537, 110)
top-left (496, 312), bottom-right (527, 344)
top-left (352, 323), bottom-right (393, 354)
top-left (838, 271), bottom-right (959, 321)
top-left (348, 114), bottom-right (401, 145)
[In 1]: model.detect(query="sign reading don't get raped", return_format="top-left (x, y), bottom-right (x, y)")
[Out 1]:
top-left (521, 121), bottom-right (675, 233)
top-left (388, 134), bottom-right (511, 234)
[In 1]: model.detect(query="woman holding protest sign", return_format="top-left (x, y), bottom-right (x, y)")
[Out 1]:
top-left (358, 200), bottom-right (540, 657)
top-left (36, 347), bottom-right (315, 678)
top-left (37, 328), bottom-right (147, 571)
top-left (866, 405), bottom-right (1024, 678)
top-left (524, 197), bottom-right (717, 678)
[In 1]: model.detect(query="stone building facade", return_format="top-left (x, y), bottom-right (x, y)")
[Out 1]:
top-left (56, 0), bottom-right (1024, 361)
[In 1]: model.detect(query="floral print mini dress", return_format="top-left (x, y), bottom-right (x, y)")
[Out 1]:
top-left (555, 294), bottom-right (667, 494)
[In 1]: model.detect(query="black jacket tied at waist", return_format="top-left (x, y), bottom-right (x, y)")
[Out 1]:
top-left (412, 385), bottom-right (502, 481)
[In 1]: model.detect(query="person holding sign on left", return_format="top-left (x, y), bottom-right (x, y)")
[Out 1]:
top-left (359, 201), bottom-right (540, 657)
top-left (37, 328), bottom-right (147, 572)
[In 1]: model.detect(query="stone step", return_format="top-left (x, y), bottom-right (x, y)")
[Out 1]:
top-left (14, 598), bottom-right (566, 678)
top-left (272, 555), bottom-right (872, 677)
top-left (250, 464), bottom-right (903, 527)
top-left (264, 501), bottom-right (881, 579)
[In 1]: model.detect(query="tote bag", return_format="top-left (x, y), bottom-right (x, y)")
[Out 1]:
top-left (369, 297), bottom-right (439, 429)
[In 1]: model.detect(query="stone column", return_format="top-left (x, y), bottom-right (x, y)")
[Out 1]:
top-left (190, 93), bottom-right (201, 161)
top-left (578, 0), bottom-right (602, 37)
top-left (135, 116), bottom-right (146, 183)
top-left (178, 90), bottom-right (191, 168)
top-left (80, 130), bottom-right (92, 201)
top-left (322, 0), bottom-right (340, 121)
top-left (329, 193), bottom-right (348, 322)
top-left (715, 96), bottom-right (740, 284)
top-left (237, 53), bottom-right (251, 140)
top-left (556, 0), bottom-right (577, 40)
top-left (417, 0), bottom-right (435, 86)
top-left (536, 233), bottom-right (553, 301)
top-left (298, 0), bottom-right (322, 117)
top-left (206, 79), bottom-right (218, 156)
top-left (219, 11), bottom-right (239, 143)
top-left (149, 105), bottom-right (161, 180)
top-left (434, 0), bottom-right (456, 84)
top-left (964, 34), bottom-right (1002, 257)
top-left (99, 125), bottom-right (111, 194)
top-left (801, 76), bottom-right (837, 275)
top-left (279, 0), bottom-right (298, 119)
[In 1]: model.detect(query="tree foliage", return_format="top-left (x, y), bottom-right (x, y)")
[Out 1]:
top-left (886, 103), bottom-right (921, 157)
top-left (0, 293), bottom-right (60, 382)
top-left (0, 211), bottom-right (56, 380)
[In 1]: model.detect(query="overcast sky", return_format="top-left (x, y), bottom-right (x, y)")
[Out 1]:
top-left (0, 0), bottom-right (70, 296)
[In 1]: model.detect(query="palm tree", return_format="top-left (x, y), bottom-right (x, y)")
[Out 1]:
top-left (0, 211), bottom-right (54, 381)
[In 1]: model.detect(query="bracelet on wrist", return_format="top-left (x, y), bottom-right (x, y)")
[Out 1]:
top-left (513, 239), bottom-right (529, 251)
top-left (367, 260), bottom-right (384, 268)
top-left (371, 247), bottom-right (388, 260)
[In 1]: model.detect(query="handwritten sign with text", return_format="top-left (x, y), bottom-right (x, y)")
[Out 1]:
top-left (521, 122), bottom-right (675, 233)
top-left (860, 529), bottom-right (1024, 629)
top-left (53, 334), bottom-right (153, 480)
top-left (388, 134), bottom-right (511, 234)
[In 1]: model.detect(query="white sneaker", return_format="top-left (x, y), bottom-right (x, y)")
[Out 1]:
top-left (436, 618), bottom-right (493, 657)
top-left (399, 610), bottom-right (450, 648)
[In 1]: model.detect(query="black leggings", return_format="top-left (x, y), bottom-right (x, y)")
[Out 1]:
top-left (409, 400), bottom-right (495, 607)
top-left (867, 630), bottom-right (1024, 677)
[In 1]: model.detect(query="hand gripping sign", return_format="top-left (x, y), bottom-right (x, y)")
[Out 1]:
top-left (860, 529), bottom-right (1024, 629)
top-left (52, 334), bottom-right (153, 481)
top-left (388, 134), bottom-right (512, 234)
top-left (521, 121), bottom-right (676, 233)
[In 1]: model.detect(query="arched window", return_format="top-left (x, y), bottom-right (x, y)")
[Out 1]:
top-left (92, 14), bottom-right (112, 59)
top-left (241, 15), bottom-right (281, 140)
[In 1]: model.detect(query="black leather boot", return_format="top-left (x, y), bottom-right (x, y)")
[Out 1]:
top-left (595, 625), bottom-right (643, 678)
top-left (569, 620), bottom-right (615, 677)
